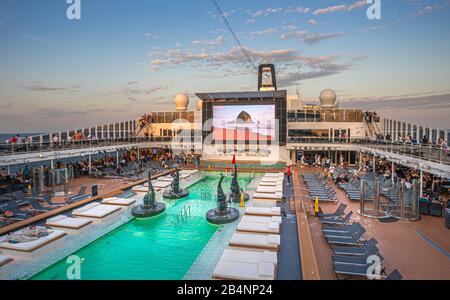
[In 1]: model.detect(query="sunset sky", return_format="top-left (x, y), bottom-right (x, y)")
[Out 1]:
top-left (0, 0), bottom-right (449, 132)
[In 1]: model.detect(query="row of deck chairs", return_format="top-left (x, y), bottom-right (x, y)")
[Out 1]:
top-left (90, 161), bottom-right (163, 181)
top-left (0, 187), bottom-right (90, 228)
top-left (338, 173), bottom-right (377, 201)
top-left (332, 166), bottom-right (347, 180)
top-left (379, 176), bottom-right (399, 204)
top-left (302, 172), bottom-right (337, 202)
top-left (317, 204), bottom-right (403, 280)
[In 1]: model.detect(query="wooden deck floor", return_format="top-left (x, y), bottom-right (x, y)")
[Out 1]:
top-left (294, 166), bottom-right (450, 280)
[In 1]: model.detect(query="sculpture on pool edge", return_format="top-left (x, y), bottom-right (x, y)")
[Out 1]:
top-left (206, 175), bottom-right (240, 225)
top-left (132, 172), bottom-right (166, 218)
top-left (229, 164), bottom-right (249, 203)
top-left (163, 167), bottom-right (189, 199)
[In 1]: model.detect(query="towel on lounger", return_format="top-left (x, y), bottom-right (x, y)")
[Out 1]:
top-left (6, 226), bottom-right (50, 244)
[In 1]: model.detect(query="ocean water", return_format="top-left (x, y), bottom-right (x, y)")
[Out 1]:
top-left (31, 176), bottom-right (251, 280)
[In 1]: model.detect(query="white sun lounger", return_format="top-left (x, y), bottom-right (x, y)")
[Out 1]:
top-left (0, 230), bottom-right (67, 253)
top-left (253, 192), bottom-right (283, 200)
top-left (256, 186), bottom-right (283, 194)
top-left (46, 215), bottom-right (93, 231)
top-left (72, 203), bottom-right (122, 220)
top-left (0, 255), bottom-right (13, 267)
top-left (259, 181), bottom-right (283, 187)
top-left (261, 178), bottom-right (283, 182)
top-left (242, 215), bottom-right (282, 224)
top-left (245, 207), bottom-right (281, 217)
top-left (149, 181), bottom-right (172, 188)
top-left (180, 169), bottom-right (198, 174)
top-left (101, 197), bottom-right (136, 207)
top-left (264, 173), bottom-right (284, 178)
top-left (252, 200), bottom-right (279, 208)
top-left (213, 249), bottom-right (277, 280)
top-left (229, 232), bottom-right (281, 251)
top-left (222, 248), bottom-right (277, 265)
top-left (133, 185), bottom-right (163, 193)
top-left (158, 176), bottom-right (174, 182)
top-left (237, 221), bottom-right (280, 234)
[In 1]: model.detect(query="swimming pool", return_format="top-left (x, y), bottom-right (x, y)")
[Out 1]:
top-left (31, 175), bottom-right (252, 280)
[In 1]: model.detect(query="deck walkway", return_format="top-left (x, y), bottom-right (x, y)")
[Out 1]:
top-left (294, 166), bottom-right (450, 280)
top-left (277, 176), bottom-right (302, 280)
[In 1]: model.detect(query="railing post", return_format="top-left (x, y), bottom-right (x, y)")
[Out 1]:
top-left (412, 179), bottom-right (419, 219)
top-left (375, 177), bottom-right (380, 218)
top-left (360, 179), bottom-right (365, 215)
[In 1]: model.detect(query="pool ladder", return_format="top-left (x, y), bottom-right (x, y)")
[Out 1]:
top-left (178, 202), bottom-right (192, 222)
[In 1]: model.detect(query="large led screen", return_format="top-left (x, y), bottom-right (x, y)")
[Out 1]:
top-left (212, 105), bottom-right (276, 142)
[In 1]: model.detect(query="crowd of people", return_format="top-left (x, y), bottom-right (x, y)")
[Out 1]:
top-left (375, 132), bottom-right (448, 149)
top-left (0, 148), bottom-right (203, 196)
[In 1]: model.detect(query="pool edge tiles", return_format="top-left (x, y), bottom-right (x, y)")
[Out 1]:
top-left (184, 177), bottom-right (259, 280)
top-left (183, 212), bottom-right (243, 280)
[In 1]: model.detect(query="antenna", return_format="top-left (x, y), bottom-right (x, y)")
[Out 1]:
top-left (211, 0), bottom-right (258, 71)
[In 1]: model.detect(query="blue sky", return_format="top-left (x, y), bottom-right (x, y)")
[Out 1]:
top-left (0, 0), bottom-right (449, 132)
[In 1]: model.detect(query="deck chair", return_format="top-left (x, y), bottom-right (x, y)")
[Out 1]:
top-left (13, 190), bottom-right (27, 200)
top-left (331, 238), bottom-right (379, 257)
top-left (24, 198), bottom-right (53, 212)
top-left (68, 185), bottom-right (89, 203)
top-left (317, 203), bottom-right (347, 219)
top-left (333, 262), bottom-right (385, 279)
top-left (324, 223), bottom-right (364, 239)
top-left (385, 269), bottom-right (403, 280)
top-left (321, 211), bottom-right (353, 226)
top-left (322, 222), bottom-right (359, 234)
top-left (333, 248), bottom-right (382, 266)
top-left (326, 227), bottom-right (366, 246)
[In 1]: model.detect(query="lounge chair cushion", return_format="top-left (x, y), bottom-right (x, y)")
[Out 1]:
top-left (0, 230), bottom-right (66, 252)
top-left (259, 262), bottom-right (275, 277)
top-left (46, 216), bottom-right (92, 229)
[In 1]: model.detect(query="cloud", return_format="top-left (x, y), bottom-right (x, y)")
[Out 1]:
top-left (339, 91), bottom-right (450, 128)
top-left (192, 36), bottom-right (224, 46)
top-left (308, 19), bottom-right (321, 26)
top-left (361, 25), bottom-right (389, 32)
top-left (313, 1), bottom-right (367, 15)
top-left (247, 7), bottom-right (283, 23)
top-left (23, 83), bottom-right (81, 93)
top-left (415, 1), bottom-right (450, 16)
top-left (282, 25), bottom-right (297, 30)
top-left (144, 33), bottom-right (159, 39)
top-left (279, 61), bottom-right (352, 86)
top-left (280, 31), bottom-right (346, 44)
top-left (340, 92), bottom-right (450, 110)
top-left (285, 6), bottom-right (310, 14)
top-left (250, 28), bottom-right (278, 39)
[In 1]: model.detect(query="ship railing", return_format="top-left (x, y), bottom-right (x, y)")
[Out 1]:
top-left (0, 136), bottom-right (186, 157)
top-left (287, 137), bottom-right (449, 165)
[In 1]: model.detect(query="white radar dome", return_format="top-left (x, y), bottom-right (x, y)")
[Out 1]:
top-left (174, 94), bottom-right (189, 112)
top-left (319, 89), bottom-right (337, 108)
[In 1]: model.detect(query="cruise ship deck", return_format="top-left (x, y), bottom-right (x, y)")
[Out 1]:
top-left (0, 63), bottom-right (448, 282)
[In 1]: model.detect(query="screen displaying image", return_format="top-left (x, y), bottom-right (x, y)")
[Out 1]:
top-left (213, 105), bottom-right (276, 141)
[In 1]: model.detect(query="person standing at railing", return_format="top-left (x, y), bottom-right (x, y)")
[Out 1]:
top-left (438, 138), bottom-right (448, 150)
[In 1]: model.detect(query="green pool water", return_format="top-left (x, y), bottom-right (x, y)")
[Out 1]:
top-left (31, 176), bottom-right (251, 280)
